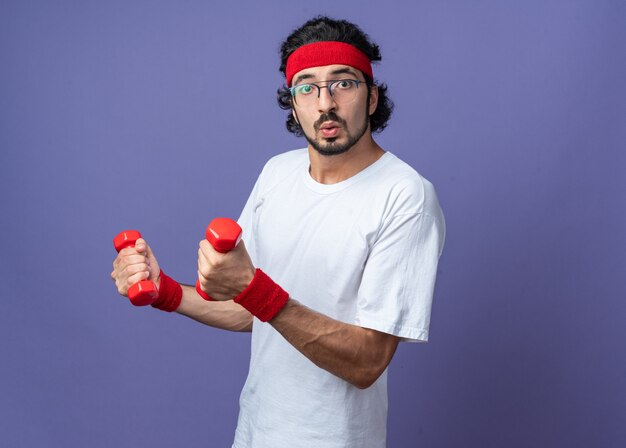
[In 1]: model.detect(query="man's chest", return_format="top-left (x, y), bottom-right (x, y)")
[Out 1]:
top-left (249, 182), bottom-right (382, 292)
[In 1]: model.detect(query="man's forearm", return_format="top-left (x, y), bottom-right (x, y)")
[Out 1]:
top-left (270, 299), bottom-right (399, 389)
top-left (176, 284), bottom-right (253, 332)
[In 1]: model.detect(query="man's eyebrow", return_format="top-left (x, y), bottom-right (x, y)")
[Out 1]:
top-left (329, 68), bottom-right (360, 78)
top-left (292, 74), bottom-right (315, 85)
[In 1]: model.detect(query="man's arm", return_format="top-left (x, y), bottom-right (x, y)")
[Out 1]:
top-left (270, 299), bottom-right (399, 389)
top-left (175, 284), bottom-right (253, 332)
top-left (198, 239), bottom-right (400, 389)
top-left (111, 238), bottom-right (253, 332)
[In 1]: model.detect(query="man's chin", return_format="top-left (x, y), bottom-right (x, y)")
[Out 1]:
top-left (312, 141), bottom-right (352, 156)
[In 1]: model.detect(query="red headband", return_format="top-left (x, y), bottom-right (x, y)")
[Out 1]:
top-left (285, 41), bottom-right (373, 86)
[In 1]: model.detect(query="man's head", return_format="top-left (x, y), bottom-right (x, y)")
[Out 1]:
top-left (277, 17), bottom-right (394, 155)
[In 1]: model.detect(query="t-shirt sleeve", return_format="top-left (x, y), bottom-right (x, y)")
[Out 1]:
top-left (237, 172), bottom-right (264, 266)
top-left (354, 211), bottom-right (445, 342)
top-left (237, 177), bottom-right (260, 241)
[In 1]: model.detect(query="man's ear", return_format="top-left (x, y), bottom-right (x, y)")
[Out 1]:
top-left (368, 85), bottom-right (379, 116)
top-left (292, 109), bottom-right (300, 125)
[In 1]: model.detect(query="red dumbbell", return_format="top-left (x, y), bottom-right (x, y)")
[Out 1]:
top-left (195, 217), bottom-right (243, 300)
top-left (113, 230), bottom-right (159, 306)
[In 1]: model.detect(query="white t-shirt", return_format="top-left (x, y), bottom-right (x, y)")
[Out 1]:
top-left (232, 149), bottom-right (445, 448)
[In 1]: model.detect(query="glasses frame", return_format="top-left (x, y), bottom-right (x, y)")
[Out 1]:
top-left (289, 79), bottom-right (363, 105)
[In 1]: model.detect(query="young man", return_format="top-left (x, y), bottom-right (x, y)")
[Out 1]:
top-left (112, 16), bottom-right (445, 448)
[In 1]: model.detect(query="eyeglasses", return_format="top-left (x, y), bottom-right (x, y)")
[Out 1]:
top-left (289, 79), bottom-right (363, 106)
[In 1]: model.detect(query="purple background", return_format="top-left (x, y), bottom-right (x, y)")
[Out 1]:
top-left (1, 1), bottom-right (624, 447)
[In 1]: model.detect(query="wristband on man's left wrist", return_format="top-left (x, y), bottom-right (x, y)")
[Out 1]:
top-left (233, 269), bottom-right (289, 322)
top-left (196, 280), bottom-right (215, 301)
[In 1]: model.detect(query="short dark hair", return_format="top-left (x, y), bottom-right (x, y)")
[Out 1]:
top-left (277, 16), bottom-right (394, 136)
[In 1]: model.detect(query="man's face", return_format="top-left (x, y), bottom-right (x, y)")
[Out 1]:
top-left (291, 64), bottom-right (378, 156)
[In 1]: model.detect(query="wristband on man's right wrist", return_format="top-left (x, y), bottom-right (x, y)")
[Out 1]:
top-left (151, 270), bottom-right (183, 312)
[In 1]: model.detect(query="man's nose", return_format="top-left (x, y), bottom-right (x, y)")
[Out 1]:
top-left (317, 86), bottom-right (337, 113)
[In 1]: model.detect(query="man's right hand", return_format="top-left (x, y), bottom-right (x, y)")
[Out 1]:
top-left (111, 238), bottom-right (161, 297)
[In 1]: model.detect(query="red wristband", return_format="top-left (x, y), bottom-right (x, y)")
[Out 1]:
top-left (196, 280), bottom-right (215, 301)
top-left (151, 270), bottom-right (182, 312)
top-left (234, 269), bottom-right (289, 322)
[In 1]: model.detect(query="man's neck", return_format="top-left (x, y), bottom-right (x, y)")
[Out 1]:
top-left (308, 136), bottom-right (385, 185)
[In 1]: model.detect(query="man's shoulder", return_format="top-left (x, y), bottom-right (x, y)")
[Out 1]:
top-left (375, 152), bottom-right (442, 218)
top-left (381, 152), bottom-right (429, 183)
top-left (255, 148), bottom-right (308, 193)
top-left (265, 148), bottom-right (308, 170)
top-left (374, 153), bottom-right (432, 194)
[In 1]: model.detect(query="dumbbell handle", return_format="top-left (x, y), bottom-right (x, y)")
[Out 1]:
top-left (196, 218), bottom-right (243, 300)
top-left (113, 230), bottom-right (158, 306)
